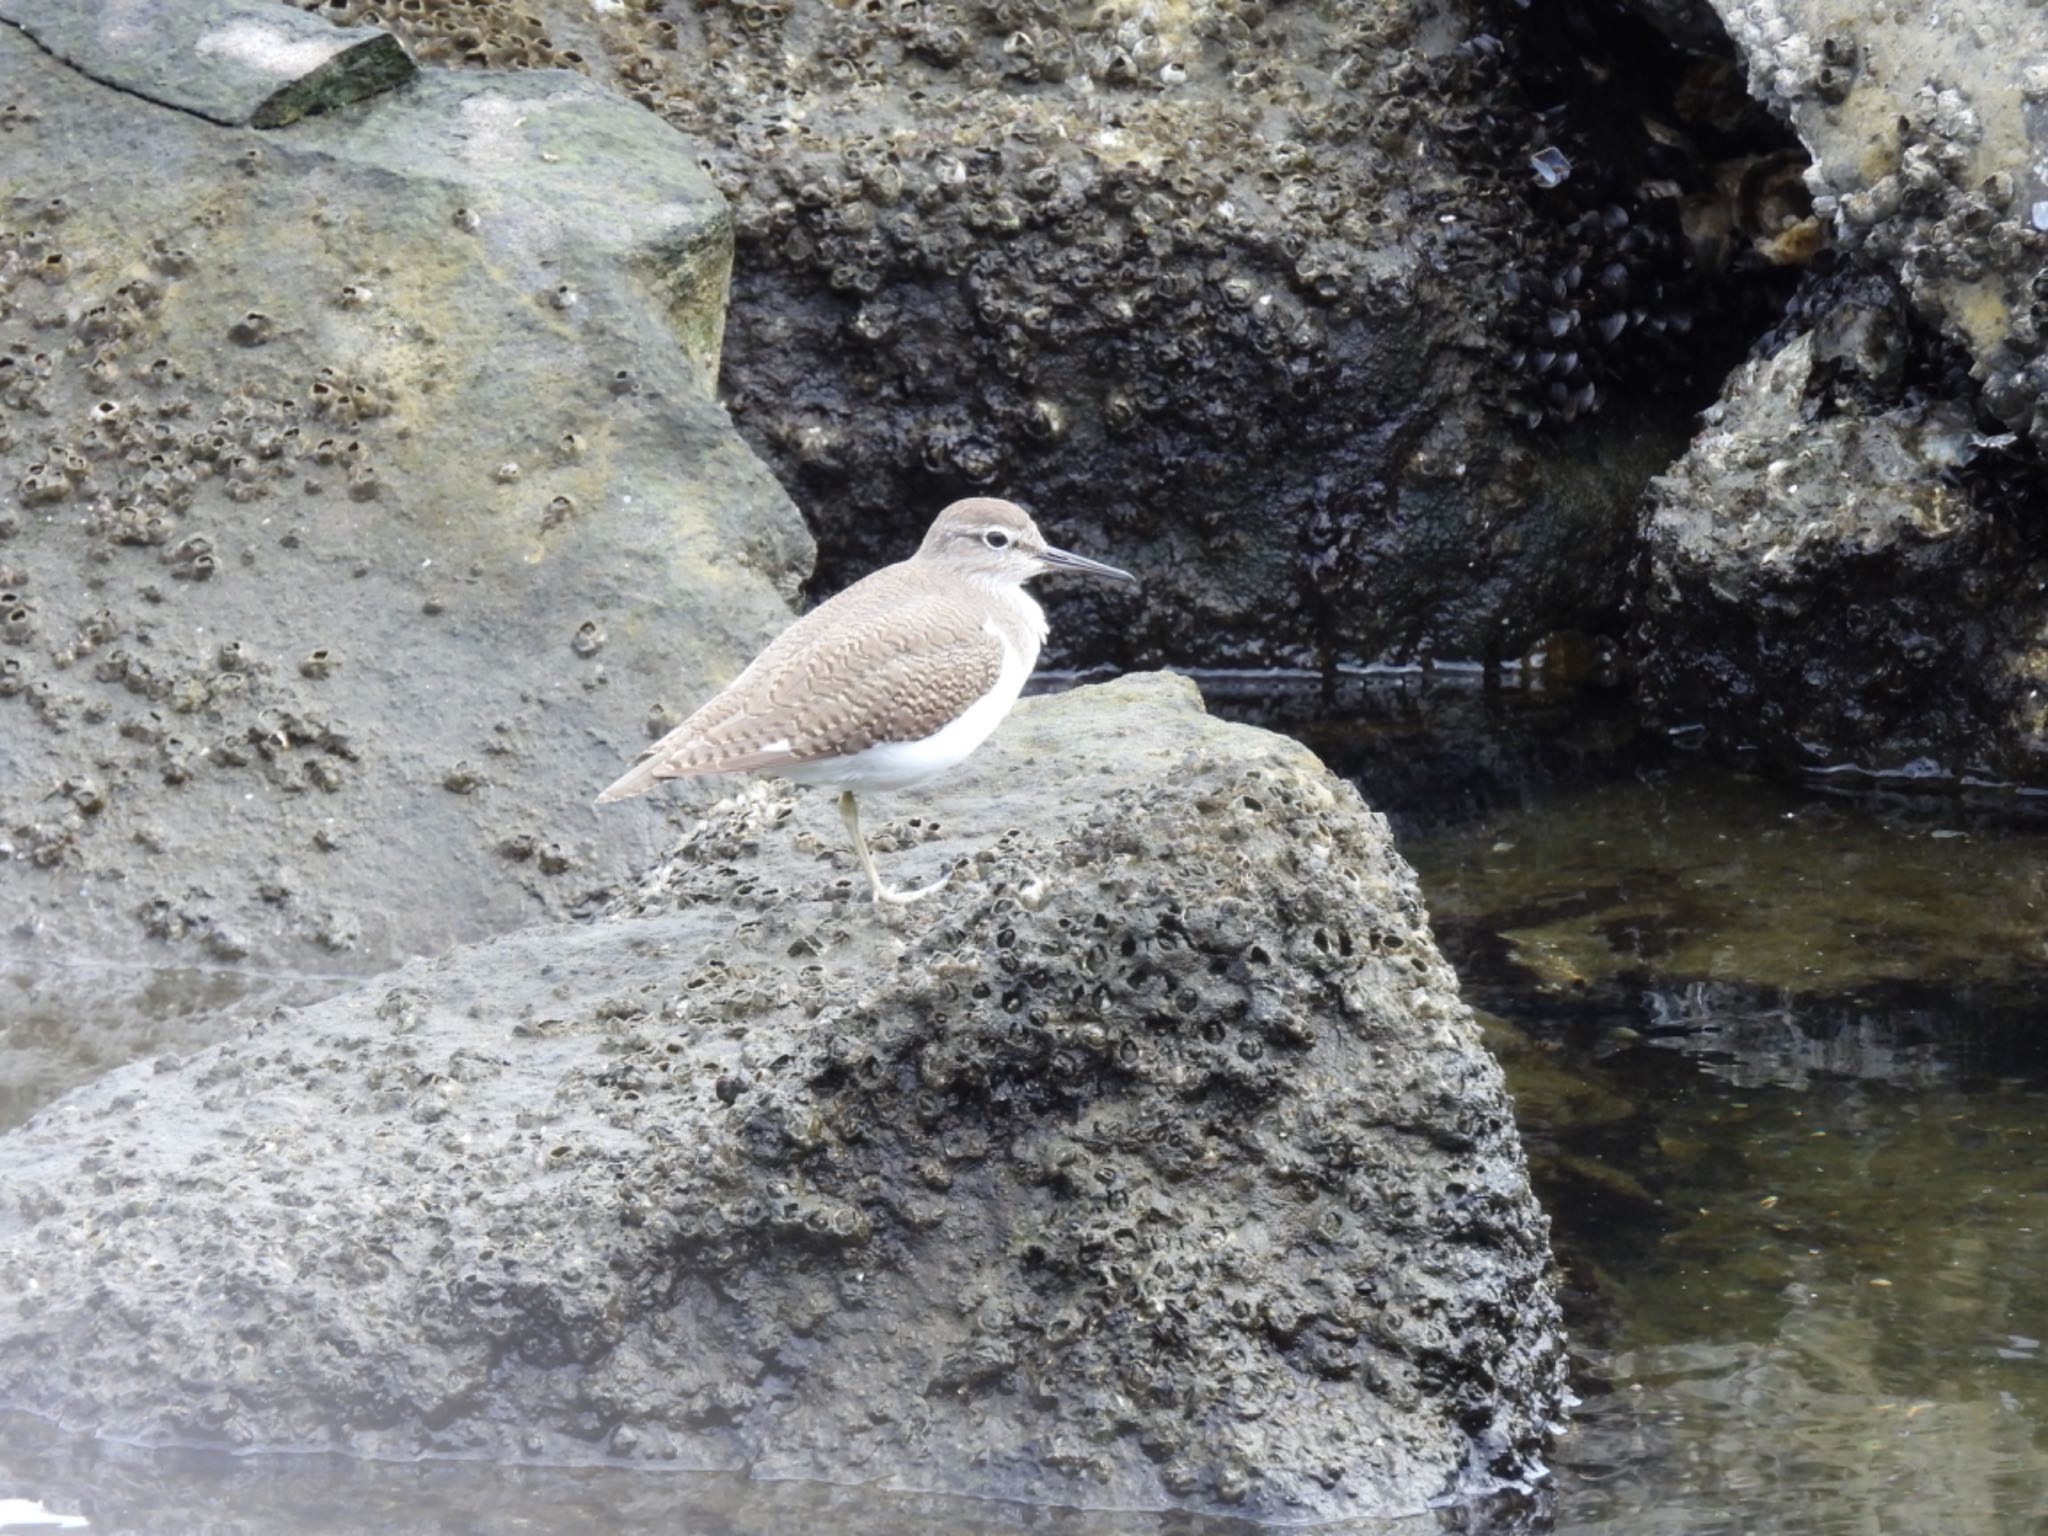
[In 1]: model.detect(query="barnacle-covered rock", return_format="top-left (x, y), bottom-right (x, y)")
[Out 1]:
top-left (0, 21), bottom-right (808, 1073)
top-left (1634, 280), bottom-right (2048, 781)
top-left (1631, 0), bottom-right (2048, 780)
top-left (1701, 0), bottom-right (2048, 449)
top-left (0, 674), bottom-right (1565, 1522)
top-left (288, 0), bottom-right (1780, 672)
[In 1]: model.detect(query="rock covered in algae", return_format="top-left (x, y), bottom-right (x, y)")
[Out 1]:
top-left (0, 22), bottom-right (809, 1011)
top-left (0, 675), bottom-right (1565, 1523)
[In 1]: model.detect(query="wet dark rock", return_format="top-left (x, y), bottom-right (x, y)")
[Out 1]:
top-left (293, 0), bottom-right (1741, 673)
top-left (1627, 0), bottom-right (2048, 781)
top-left (1634, 283), bottom-right (2048, 782)
top-left (0, 675), bottom-right (1565, 1523)
top-left (0, 0), bottom-right (414, 128)
top-left (0, 27), bottom-right (809, 1017)
top-left (1616, 0), bottom-right (1735, 54)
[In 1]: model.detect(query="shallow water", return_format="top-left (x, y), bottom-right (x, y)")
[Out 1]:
top-left (5, 673), bottom-right (2047, 1534)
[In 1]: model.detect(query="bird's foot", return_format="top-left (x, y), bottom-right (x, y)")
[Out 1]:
top-left (873, 868), bottom-right (951, 906)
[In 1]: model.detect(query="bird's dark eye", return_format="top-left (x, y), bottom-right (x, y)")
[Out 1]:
top-left (983, 529), bottom-right (1011, 549)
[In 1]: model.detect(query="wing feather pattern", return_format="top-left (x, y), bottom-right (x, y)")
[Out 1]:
top-left (595, 563), bottom-right (1006, 803)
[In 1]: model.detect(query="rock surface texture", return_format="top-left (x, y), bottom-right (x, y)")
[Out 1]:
top-left (1638, 309), bottom-right (2048, 778)
top-left (0, 22), bottom-right (810, 1002)
top-left (1638, 0), bottom-right (2048, 781)
top-left (290, 0), bottom-right (1748, 673)
top-left (1709, 0), bottom-right (2048, 450)
top-left (0, 675), bottom-right (1565, 1523)
top-left (0, 0), bottom-right (415, 127)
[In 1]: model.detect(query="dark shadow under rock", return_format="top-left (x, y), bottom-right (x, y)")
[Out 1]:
top-left (0, 675), bottom-right (1564, 1524)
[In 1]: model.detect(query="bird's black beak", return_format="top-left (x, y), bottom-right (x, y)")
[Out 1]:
top-left (1040, 544), bottom-right (1138, 586)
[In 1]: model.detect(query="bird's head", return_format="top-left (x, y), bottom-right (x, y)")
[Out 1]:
top-left (915, 498), bottom-right (1137, 590)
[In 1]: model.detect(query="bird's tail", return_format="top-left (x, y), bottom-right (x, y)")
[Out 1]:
top-left (594, 753), bottom-right (665, 806)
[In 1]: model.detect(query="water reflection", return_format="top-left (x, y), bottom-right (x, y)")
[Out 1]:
top-left (0, 1411), bottom-right (1463, 1536)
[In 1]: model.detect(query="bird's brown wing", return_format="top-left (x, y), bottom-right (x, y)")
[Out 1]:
top-left (595, 566), bottom-right (1006, 803)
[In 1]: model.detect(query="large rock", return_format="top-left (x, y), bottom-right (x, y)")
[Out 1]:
top-left (1708, 0), bottom-right (2048, 452)
top-left (0, 23), bottom-right (810, 1043)
top-left (0, 675), bottom-right (1565, 1523)
top-left (1633, 0), bottom-right (2048, 780)
top-left (291, 0), bottom-right (1750, 673)
top-left (1634, 275), bottom-right (2048, 782)
top-left (0, 0), bottom-right (414, 127)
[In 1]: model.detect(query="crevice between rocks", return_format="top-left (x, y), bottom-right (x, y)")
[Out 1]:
top-left (1484, 0), bottom-right (1814, 434)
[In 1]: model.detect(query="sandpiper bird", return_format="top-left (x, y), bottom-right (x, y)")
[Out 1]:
top-left (596, 498), bottom-right (1136, 904)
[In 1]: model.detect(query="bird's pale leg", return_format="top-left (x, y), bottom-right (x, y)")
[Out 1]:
top-left (839, 790), bottom-right (949, 905)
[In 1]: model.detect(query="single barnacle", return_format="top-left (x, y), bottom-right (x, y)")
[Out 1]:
top-left (1024, 397), bottom-right (1067, 441)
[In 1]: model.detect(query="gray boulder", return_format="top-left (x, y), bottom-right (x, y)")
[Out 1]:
top-left (0, 0), bottom-right (414, 127)
top-left (0, 22), bottom-right (809, 1035)
top-left (0, 674), bottom-right (1565, 1523)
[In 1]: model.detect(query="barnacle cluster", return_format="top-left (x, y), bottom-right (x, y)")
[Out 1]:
top-left (4, 14), bottom-right (799, 995)
top-left (1717, 0), bottom-right (2048, 451)
top-left (286, 0), bottom-right (1559, 664)
top-left (1622, 0), bottom-right (2048, 781)
top-left (590, 732), bottom-right (1565, 1513)
top-left (292, 0), bottom-right (589, 70)
top-left (0, 199), bottom-right (372, 917)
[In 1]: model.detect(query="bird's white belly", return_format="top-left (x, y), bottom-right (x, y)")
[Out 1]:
top-left (782, 631), bottom-right (1032, 794)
